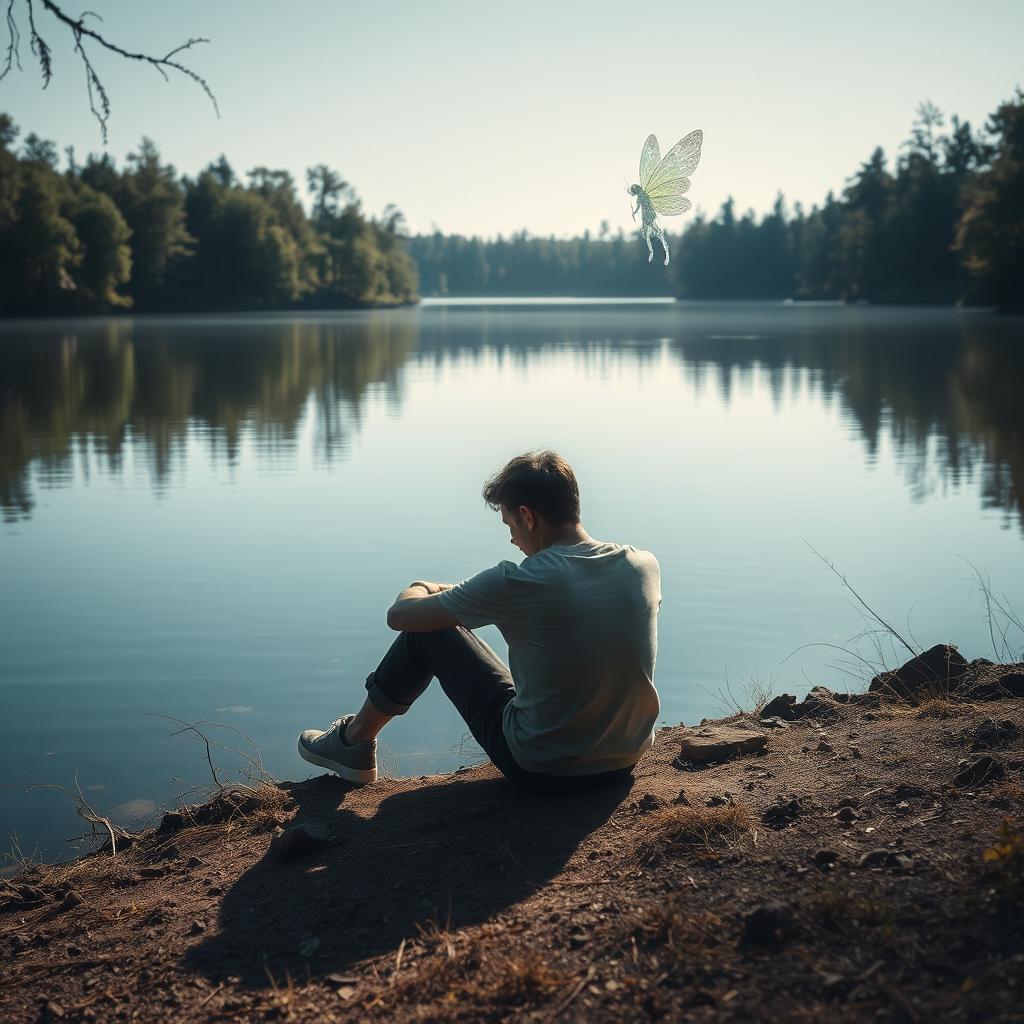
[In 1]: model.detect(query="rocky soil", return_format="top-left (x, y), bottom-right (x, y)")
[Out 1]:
top-left (2, 648), bottom-right (1023, 1022)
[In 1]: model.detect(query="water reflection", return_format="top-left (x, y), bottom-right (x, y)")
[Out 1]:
top-left (1, 304), bottom-right (1022, 528)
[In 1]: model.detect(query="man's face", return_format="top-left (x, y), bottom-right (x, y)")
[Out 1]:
top-left (501, 504), bottom-right (535, 556)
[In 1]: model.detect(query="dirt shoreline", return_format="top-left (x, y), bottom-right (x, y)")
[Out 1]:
top-left (2, 652), bottom-right (1023, 1023)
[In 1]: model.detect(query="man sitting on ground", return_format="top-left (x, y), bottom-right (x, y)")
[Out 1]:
top-left (298, 450), bottom-right (662, 791)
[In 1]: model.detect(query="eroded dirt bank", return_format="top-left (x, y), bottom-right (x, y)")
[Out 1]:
top-left (2, 651), bottom-right (1023, 1022)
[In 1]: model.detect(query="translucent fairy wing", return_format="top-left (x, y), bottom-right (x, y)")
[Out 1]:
top-left (649, 193), bottom-right (692, 216)
top-left (645, 129), bottom-right (703, 198)
top-left (639, 134), bottom-right (660, 190)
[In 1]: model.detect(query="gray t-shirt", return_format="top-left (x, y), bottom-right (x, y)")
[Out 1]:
top-left (438, 540), bottom-right (661, 775)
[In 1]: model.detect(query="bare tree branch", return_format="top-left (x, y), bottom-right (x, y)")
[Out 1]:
top-left (2, 0), bottom-right (218, 142)
top-left (1, 0), bottom-right (22, 80)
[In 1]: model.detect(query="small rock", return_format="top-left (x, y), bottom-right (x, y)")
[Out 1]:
top-left (189, 919), bottom-right (206, 935)
top-left (678, 726), bottom-right (768, 765)
top-left (817, 740), bottom-right (835, 753)
top-left (269, 822), bottom-right (329, 861)
top-left (834, 806), bottom-right (859, 824)
top-left (636, 793), bottom-right (666, 813)
top-left (868, 643), bottom-right (969, 703)
top-left (57, 891), bottom-right (83, 913)
top-left (186, 856), bottom-right (203, 869)
top-left (895, 801), bottom-right (912, 814)
top-left (972, 718), bottom-right (1020, 751)
top-left (760, 716), bottom-right (790, 730)
top-left (139, 867), bottom-right (165, 878)
top-left (157, 810), bottom-right (187, 834)
top-left (207, 885), bottom-right (224, 897)
top-left (760, 694), bottom-right (797, 720)
top-left (813, 849), bottom-right (839, 869)
top-left (42, 1001), bottom-right (65, 1020)
top-left (742, 902), bottom-right (796, 945)
top-left (762, 797), bottom-right (805, 829)
top-left (836, 797), bottom-right (860, 809)
top-left (671, 788), bottom-right (690, 806)
top-left (858, 849), bottom-right (914, 871)
top-left (996, 671), bottom-right (1024, 697)
top-left (705, 794), bottom-right (732, 808)
top-left (849, 746), bottom-right (863, 758)
top-left (954, 756), bottom-right (1005, 788)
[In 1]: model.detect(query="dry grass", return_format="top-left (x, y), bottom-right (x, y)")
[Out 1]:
top-left (477, 953), bottom-right (568, 1005)
top-left (812, 889), bottom-right (896, 933)
top-left (634, 802), bottom-right (752, 865)
top-left (383, 939), bottom-right (566, 1015)
top-left (631, 896), bottom-right (725, 952)
top-left (155, 782), bottom-right (293, 839)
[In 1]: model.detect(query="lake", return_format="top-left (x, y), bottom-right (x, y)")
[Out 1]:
top-left (2, 300), bottom-right (1023, 862)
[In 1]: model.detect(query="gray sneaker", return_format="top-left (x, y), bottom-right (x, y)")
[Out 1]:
top-left (297, 715), bottom-right (377, 784)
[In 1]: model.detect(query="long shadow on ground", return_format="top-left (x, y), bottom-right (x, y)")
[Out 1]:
top-left (187, 768), bottom-right (632, 985)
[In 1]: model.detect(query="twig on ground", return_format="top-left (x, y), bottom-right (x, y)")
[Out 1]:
top-left (547, 965), bottom-right (596, 1020)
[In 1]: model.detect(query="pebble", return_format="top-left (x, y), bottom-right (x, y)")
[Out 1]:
top-left (269, 822), bottom-right (329, 861)
top-left (813, 849), bottom-right (839, 869)
top-left (954, 756), bottom-right (1005, 788)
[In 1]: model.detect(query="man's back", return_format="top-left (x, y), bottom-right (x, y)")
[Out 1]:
top-left (439, 539), bottom-right (662, 775)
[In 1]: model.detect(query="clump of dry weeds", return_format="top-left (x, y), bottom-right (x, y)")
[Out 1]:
top-left (634, 802), bottom-right (751, 865)
top-left (631, 895), bottom-right (725, 953)
top-left (383, 936), bottom-right (565, 1015)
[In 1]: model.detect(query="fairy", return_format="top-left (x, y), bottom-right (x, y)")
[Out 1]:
top-left (628, 129), bottom-right (703, 266)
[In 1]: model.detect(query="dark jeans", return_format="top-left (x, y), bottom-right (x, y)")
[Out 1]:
top-left (365, 626), bottom-right (635, 793)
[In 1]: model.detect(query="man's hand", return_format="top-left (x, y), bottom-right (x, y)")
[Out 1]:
top-left (386, 581), bottom-right (459, 632)
top-left (407, 581), bottom-right (453, 596)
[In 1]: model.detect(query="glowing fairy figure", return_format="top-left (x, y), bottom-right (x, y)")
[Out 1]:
top-left (628, 129), bottom-right (703, 266)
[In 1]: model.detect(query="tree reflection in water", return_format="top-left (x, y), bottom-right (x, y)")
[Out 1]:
top-left (1, 305), bottom-right (1022, 529)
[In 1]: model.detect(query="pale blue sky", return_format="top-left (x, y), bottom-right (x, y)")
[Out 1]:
top-left (1, 0), bottom-right (1020, 238)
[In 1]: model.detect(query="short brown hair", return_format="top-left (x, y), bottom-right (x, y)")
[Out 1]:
top-left (482, 451), bottom-right (580, 525)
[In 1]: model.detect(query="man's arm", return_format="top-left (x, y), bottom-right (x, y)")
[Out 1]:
top-left (386, 581), bottom-right (460, 633)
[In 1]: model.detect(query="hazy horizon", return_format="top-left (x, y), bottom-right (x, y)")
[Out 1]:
top-left (1, 0), bottom-right (1021, 239)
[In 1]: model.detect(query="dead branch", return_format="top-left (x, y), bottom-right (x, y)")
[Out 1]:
top-left (0, 0), bottom-right (218, 142)
top-left (1, 774), bottom-right (132, 857)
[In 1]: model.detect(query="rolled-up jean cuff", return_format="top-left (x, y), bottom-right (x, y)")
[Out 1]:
top-left (365, 672), bottom-right (413, 716)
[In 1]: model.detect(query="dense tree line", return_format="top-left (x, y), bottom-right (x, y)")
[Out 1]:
top-left (411, 91), bottom-right (1023, 311)
top-left (2, 90), bottom-right (1020, 315)
top-left (0, 114), bottom-right (417, 315)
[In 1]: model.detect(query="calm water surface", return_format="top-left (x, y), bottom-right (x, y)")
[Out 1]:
top-left (2, 300), bottom-right (1023, 860)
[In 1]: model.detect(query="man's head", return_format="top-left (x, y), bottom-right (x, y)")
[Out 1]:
top-left (482, 451), bottom-right (581, 556)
